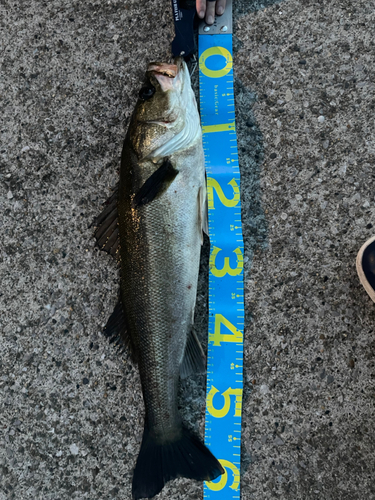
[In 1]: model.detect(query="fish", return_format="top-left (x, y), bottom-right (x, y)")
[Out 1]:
top-left (94, 57), bottom-right (224, 499)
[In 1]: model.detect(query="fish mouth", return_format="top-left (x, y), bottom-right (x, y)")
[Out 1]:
top-left (147, 63), bottom-right (178, 79)
top-left (144, 60), bottom-right (184, 127)
top-left (147, 59), bottom-right (183, 92)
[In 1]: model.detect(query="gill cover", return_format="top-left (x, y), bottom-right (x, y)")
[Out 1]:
top-left (130, 58), bottom-right (201, 161)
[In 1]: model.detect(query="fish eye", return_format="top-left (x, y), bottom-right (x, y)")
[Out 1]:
top-left (139, 85), bottom-right (155, 101)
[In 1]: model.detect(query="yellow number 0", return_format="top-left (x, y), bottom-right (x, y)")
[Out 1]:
top-left (206, 459), bottom-right (240, 491)
top-left (199, 46), bottom-right (233, 79)
top-left (210, 246), bottom-right (243, 278)
top-left (206, 177), bottom-right (240, 210)
top-left (206, 386), bottom-right (243, 418)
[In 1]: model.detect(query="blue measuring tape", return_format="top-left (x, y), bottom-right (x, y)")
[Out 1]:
top-left (198, 7), bottom-right (245, 499)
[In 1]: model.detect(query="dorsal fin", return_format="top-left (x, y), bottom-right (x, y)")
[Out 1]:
top-left (102, 298), bottom-right (138, 363)
top-left (92, 187), bottom-right (120, 259)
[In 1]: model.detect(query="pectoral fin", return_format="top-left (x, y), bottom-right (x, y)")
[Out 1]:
top-left (132, 158), bottom-right (178, 208)
top-left (198, 184), bottom-right (209, 244)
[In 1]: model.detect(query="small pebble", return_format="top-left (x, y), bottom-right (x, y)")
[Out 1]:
top-left (285, 89), bottom-right (293, 102)
top-left (274, 437), bottom-right (284, 446)
top-left (318, 115), bottom-right (325, 123)
top-left (260, 384), bottom-right (269, 394)
top-left (70, 444), bottom-right (79, 455)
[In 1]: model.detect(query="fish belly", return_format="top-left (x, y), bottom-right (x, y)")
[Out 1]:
top-left (119, 148), bottom-right (203, 439)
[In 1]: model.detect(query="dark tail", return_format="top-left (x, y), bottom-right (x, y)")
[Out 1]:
top-left (132, 424), bottom-right (224, 499)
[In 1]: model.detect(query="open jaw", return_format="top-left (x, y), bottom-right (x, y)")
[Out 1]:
top-left (147, 61), bottom-right (182, 92)
top-left (148, 63), bottom-right (178, 78)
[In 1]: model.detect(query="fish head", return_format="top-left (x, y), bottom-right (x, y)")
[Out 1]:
top-left (129, 58), bottom-right (201, 161)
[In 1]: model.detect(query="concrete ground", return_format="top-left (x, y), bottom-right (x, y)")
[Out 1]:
top-left (1, 0), bottom-right (374, 499)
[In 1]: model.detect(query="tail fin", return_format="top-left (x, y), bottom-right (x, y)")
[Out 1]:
top-left (132, 424), bottom-right (224, 499)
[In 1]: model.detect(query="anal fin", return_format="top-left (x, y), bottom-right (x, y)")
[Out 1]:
top-left (180, 328), bottom-right (206, 379)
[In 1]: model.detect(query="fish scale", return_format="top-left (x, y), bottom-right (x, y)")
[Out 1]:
top-left (119, 188), bottom-right (198, 433)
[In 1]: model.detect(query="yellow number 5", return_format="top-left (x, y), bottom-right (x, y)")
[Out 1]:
top-left (206, 386), bottom-right (243, 418)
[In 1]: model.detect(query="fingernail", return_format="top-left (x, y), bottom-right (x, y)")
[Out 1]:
top-left (207, 15), bottom-right (214, 24)
top-left (217, 6), bottom-right (224, 14)
top-left (199, 10), bottom-right (205, 18)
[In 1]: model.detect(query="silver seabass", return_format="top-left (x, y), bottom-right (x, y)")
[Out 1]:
top-left (95, 58), bottom-right (223, 499)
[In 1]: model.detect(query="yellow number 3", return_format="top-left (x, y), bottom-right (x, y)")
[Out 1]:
top-left (210, 246), bottom-right (243, 278)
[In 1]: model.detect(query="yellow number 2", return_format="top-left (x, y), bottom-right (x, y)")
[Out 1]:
top-left (206, 177), bottom-right (240, 210)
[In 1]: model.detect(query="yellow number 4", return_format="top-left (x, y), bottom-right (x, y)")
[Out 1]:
top-left (209, 314), bottom-right (242, 346)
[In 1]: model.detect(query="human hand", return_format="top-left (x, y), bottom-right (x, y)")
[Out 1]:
top-left (196, 0), bottom-right (227, 25)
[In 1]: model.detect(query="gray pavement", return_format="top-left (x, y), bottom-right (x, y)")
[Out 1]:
top-left (1, 0), bottom-right (374, 499)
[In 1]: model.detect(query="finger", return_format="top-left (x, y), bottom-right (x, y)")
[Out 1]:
top-left (205, 0), bottom-right (216, 25)
top-left (196, 0), bottom-right (206, 19)
top-left (216, 0), bottom-right (226, 16)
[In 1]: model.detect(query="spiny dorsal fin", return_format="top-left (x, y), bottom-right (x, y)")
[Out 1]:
top-left (180, 328), bottom-right (206, 379)
top-left (132, 158), bottom-right (178, 208)
top-left (92, 187), bottom-right (120, 259)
